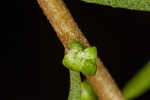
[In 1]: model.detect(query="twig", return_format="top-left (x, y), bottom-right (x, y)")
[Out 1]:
top-left (37, 0), bottom-right (125, 100)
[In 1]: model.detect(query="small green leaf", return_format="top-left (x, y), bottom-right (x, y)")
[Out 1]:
top-left (81, 80), bottom-right (98, 100)
top-left (70, 40), bottom-right (84, 50)
top-left (122, 61), bottom-right (150, 100)
top-left (82, 0), bottom-right (150, 12)
top-left (62, 40), bottom-right (97, 75)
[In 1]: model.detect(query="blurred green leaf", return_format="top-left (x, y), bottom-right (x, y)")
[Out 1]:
top-left (82, 0), bottom-right (150, 12)
top-left (81, 80), bottom-right (98, 100)
top-left (122, 61), bottom-right (150, 100)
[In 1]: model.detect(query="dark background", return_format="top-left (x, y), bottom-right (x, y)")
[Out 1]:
top-left (0, 0), bottom-right (150, 100)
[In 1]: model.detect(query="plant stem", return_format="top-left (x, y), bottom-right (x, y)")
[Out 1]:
top-left (68, 70), bottom-right (81, 100)
top-left (37, 0), bottom-right (125, 100)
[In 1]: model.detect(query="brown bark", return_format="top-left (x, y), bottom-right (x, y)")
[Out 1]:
top-left (37, 0), bottom-right (125, 100)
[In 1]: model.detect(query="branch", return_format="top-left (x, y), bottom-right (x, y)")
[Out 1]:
top-left (37, 0), bottom-right (125, 100)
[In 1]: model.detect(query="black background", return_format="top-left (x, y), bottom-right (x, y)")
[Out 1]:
top-left (0, 0), bottom-right (150, 100)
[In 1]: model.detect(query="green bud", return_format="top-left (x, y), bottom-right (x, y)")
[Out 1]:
top-left (70, 40), bottom-right (84, 50)
top-left (81, 80), bottom-right (98, 100)
top-left (62, 40), bottom-right (97, 75)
